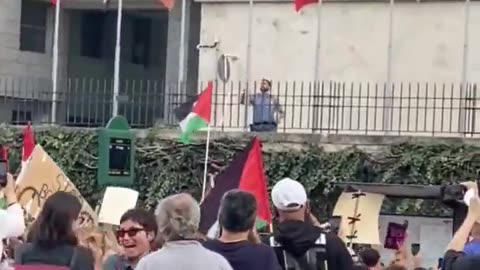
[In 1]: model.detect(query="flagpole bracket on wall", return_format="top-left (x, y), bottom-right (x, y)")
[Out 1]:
top-left (197, 39), bottom-right (220, 50)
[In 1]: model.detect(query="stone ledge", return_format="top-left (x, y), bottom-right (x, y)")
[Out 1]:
top-left (2, 124), bottom-right (479, 149)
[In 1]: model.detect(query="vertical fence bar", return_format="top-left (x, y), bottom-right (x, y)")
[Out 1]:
top-left (441, 83), bottom-right (446, 134)
top-left (432, 83), bottom-right (437, 136)
top-left (449, 83), bottom-right (454, 133)
top-left (472, 84), bottom-right (477, 135)
top-left (282, 81), bottom-right (288, 133)
top-left (360, 83), bottom-right (364, 132)
top-left (399, 82), bottom-right (403, 135)
top-left (327, 81), bottom-right (332, 133)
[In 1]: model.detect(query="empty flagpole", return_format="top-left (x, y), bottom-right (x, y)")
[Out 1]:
top-left (51, 0), bottom-right (60, 124)
top-left (201, 125), bottom-right (211, 201)
top-left (244, 0), bottom-right (254, 130)
top-left (462, 0), bottom-right (470, 86)
top-left (112, 0), bottom-right (123, 117)
top-left (460, 0), bottom-right (470, 133)
top-left (178, 0), bottom-right (187, 91)
top-left (313, 1), bottom-right (322, 82)
top-left (384, 0), bottom-right (394, 133)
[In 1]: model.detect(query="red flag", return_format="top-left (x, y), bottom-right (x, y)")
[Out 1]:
top-left (0, 146), bottom-right (7, 161)
top-left (51, 0), bottom-right (57, 4)
top-left (199, 137), bottom-right (272, 233)
top-left (22, 122), bottom-right (35, 167)
top-left (1, 146), bottom-right (8, 174)
top-left (238, 137), bottom-right (272, 225)
top-left (159, 0), bottom-right (175, 10)
top-left (294, 0), bottom-right (319, 12)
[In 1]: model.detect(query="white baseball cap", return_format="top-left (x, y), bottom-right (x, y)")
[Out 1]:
top-left (271, 178), bottom-right (308, 211)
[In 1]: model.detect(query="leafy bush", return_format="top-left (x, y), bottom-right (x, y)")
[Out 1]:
top-left (1, 127), bottom-right (477, 217)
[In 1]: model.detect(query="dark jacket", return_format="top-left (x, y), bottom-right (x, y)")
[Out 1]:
top-left (273, 220), bottom-right (354, 270)
top-left (14, 243), bottom-right (94, 270)
top-left (203, 239), bottom-right (282, 270)
top-left (443, 250), bottom-right (480, 270)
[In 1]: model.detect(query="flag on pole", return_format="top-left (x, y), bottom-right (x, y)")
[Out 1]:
top-left (174, 82), bottom-right (213, 144)
top-left (294, 0), bottom-right (319, 12)
top-left (160, 0), bottom-right (175, 10)
top-left (199, 137), bottom-right (272, 234)
top-left (21, 122), bottom-right (35, 168)
top-left (51, 0), bottom-right (57, 4)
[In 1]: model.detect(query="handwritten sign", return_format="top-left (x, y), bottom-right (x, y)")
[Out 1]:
top-left (333, 192), bottom-right (385, 245)
top-left (16, 145), bottom-right (97, 227)
top-left (98, 187), bottom-right (138, 225)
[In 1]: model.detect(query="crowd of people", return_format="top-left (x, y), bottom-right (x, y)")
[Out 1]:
top-left (1, 173), bottom-right (480, 270)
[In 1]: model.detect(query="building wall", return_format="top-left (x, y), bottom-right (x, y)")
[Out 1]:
top-left (198, 1), bottom-right (480, 83)
top-left (0, 0), bottom-right (54, 80)
top-left (197, 1), bottom-right (480, 135)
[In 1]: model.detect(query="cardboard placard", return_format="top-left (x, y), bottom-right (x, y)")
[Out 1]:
top-left (98, 187), bottom-right (139, 225)
top-left (333, 192), bottom-right (385, 245)
top-left (16, 145), bottom-right (97, 227)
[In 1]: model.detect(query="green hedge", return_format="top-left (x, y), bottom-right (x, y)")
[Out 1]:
top-left (1, 127), bottom-right (479, 217)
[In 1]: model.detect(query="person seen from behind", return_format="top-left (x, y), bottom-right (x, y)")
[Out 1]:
top-left (0, 174), bottom-right (25, 262)
top-left (240, 78), bottom-right (284, 132)
top-left (103, 208), bottom-right (158, 270)
top-left (359, 248), bottom-right (382, 270)
top-left (203, 190), bottom-right (281, 270)
top-left (443, 181), bottom-right (480, 270)
top-left (135, 193), bottom-right (233, 270)
top-left (271, 178), bottom-right (354, 270)
top-left (14, 191), bottom-right (94, 270)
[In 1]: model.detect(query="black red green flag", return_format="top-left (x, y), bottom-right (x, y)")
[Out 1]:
top-left (199, 137), bottom-right (272, 234)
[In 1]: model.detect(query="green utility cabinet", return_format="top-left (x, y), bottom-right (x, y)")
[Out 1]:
top-left (97, 116), bottom-right (135, 186)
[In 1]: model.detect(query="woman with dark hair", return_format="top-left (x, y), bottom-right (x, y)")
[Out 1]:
top-left (14, 191), bottom-right (94, 270)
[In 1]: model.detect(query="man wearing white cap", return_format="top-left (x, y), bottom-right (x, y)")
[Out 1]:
top-left (270, 178), bottom-right (353, 270)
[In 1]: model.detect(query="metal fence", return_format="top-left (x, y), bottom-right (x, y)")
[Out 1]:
top-left (1, 76), bottom-right (479, 137)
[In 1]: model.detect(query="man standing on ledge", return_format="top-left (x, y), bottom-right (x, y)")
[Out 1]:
top-left (241, 78), bottom-right (284, 132)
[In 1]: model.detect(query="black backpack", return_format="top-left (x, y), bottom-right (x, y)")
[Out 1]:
top-left (268, 234), bottom-right (329, 270)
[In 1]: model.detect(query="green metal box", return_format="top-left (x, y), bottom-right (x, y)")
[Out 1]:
top-left (97, 116), bottom-right (135, 186)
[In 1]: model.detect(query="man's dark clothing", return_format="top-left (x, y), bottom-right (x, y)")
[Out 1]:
top-left (273, 220), bottom-right (353, 270)
top-left (443, 249), bottom-right (480, 270)
top-left (203, 239), bottom-right (281, 270)
top-left (14, 243), bottom-right (94, 270)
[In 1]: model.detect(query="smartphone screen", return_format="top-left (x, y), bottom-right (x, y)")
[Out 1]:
top-left (0, 160), bottom-right (7, 187)
top-left (384, 222), bottom-right (407, 250)
top-left (411, 243), bottom-right (420, 256)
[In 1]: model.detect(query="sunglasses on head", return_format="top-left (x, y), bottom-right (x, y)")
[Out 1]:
top-left (116, 228), bottom-right (145, 238)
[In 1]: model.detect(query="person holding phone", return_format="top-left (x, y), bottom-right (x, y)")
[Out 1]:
top-left (0, 173), bottom-right (26, 260)
top-left (443, 181), bottom-right (480, 270)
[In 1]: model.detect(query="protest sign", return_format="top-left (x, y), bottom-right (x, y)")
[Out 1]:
top-left (333, 191), bottom-right (385, 245)
top-left (99, 186), bottom-right (139, 225)
top-left (16, 145), bottom-right (97, 227)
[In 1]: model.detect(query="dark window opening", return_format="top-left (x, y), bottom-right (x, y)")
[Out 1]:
top-left (131, 16), bottom-right (151, 66)
top-left (20, 0), bottom-right (48, 53)
top-left (81, 11), bottom-right (106, 58)
top-left (11, 110), bottom-right (32, 125)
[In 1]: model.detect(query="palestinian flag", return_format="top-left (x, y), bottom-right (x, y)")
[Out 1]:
top-left (22, 122), bottom-right (35, 168)
top-left (199, 137), bottom-right (272, 234)
top-left (174, 82), bottom-right (213, 144)
top-left (294, 0), bottom-right (319, 12)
